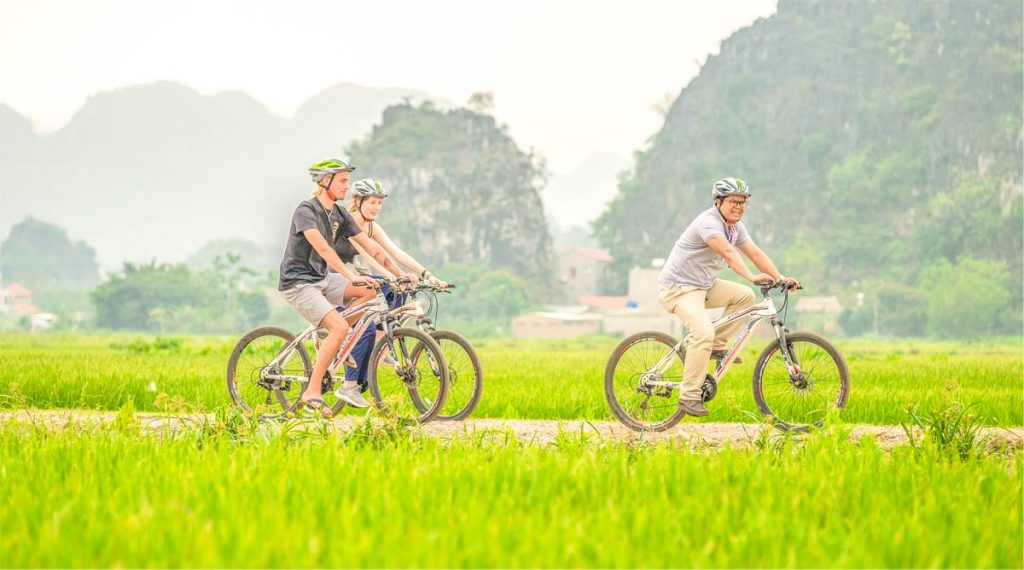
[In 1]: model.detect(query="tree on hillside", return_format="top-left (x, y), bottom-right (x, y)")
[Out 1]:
top-left (0, 217), bottom-right (100, 292)
top-left (347, 102), bottom-right (553, 286)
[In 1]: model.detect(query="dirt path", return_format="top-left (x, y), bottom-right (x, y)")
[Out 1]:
top-left (3, 408), bottom-right (1022, 450)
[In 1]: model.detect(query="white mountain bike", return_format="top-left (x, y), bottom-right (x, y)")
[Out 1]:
top-left (604, 279), bottom-right (850, 432)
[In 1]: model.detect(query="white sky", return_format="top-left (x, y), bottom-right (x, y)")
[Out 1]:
top-left (1, 0), bottom-right (778, 172)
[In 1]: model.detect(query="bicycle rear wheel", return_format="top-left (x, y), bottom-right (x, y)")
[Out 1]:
top-left (752, 331), bottom-right (850, 432)
top-left (368, 327), bottom-right (450, 423)
top-left (604, 331), bottom-right (687, 432)
top-left (226, 326), bottom-right (311, 417)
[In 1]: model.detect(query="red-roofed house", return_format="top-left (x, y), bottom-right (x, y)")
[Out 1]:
top-left (0, 282), bottom-right (35, 316)
top-left (557, 247), bottom-right (614, 302)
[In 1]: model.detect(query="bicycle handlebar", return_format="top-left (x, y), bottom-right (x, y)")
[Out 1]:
top-left (755, 278), bottom-right (803, 295)
top-left (355, 275), bottom-right (456, 293)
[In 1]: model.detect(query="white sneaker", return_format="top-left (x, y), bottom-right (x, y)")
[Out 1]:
top-left (334, 385), bottom-right (370, 408)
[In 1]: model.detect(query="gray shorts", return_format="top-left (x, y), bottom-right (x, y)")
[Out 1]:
top-left (279, 273), bottom-right (350, 326)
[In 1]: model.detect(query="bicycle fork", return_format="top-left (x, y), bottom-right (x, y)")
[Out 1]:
top-left (770, 321), bottom-right (807, 386)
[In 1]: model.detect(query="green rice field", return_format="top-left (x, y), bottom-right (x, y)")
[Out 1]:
top-left (0, 333), bottom-right (1020, 425)
top-left (0, 412), bottom-right (1020, 568)
top-left (0, 333), bottom-right (1021, 568)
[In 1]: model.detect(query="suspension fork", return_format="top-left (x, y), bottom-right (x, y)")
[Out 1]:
top-left (380, 319), bottom-right (412, 368)
top-left (771, 319), bottom-right (802, 377)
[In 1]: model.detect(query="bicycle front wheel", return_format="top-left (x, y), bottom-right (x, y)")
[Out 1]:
top-left (226, 326), bottom-right (311, 417)
top-left (604, 331), bottom-right (687, 432)
top-left (368, 327), bottom-right (450, 423)
top-left (752, 331), bottom-right (850, 431)
top-left (416, 330), bottom-right (483, 421)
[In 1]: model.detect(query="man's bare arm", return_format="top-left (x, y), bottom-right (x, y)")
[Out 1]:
top-left (707, 237), bottom-right (772, 283)
top-left (301, 228), bottom-right (362, 282)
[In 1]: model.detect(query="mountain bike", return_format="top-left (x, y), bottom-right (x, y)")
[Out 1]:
top-left (226, 277), bottom-right (450, 423)
top-left (604, 279), bottom-right (849, 432)
top-left (398, 283), bottom-right (483, 421)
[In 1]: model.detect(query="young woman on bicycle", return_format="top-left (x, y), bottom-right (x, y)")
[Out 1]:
top-left (327, 178), bottom-right (449, 383)
top-left (656, 177), bottom-right (800, 418)
top-left (278, 158), bottom-right (412, 417)
top-left (345, 178), bottom-right (449, 289)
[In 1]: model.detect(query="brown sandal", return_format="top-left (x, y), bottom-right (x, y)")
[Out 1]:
top-left (298, 398), bottom-right (334, 419)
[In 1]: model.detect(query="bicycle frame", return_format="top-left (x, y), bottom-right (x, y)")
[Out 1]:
top-left (642, 288), bottom-right (801, 389)
top-left (260, 286), bottom-right (406, 386)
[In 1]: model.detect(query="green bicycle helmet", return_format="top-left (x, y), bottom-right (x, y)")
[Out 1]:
top-left (351, 178), bottom-right (389, 198)
top-left (308, 158), bottom-right (356, 182)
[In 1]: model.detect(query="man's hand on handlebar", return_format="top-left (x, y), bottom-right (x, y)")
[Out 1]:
top-left (781, 277), bottom-right (802, 292)
top-left (352, 277), bottom-right (381, 290)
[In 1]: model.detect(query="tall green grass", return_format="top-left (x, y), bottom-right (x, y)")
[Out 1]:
top-left (0, 413), bottom-right (1019, 568)
top-left (1, 333), bottom-right (1021, 425)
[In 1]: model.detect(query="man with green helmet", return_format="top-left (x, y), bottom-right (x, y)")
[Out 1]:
top-left (278, 158), bottom-right (411, 417)
top-left (657, 177), bottom-right (800, 418)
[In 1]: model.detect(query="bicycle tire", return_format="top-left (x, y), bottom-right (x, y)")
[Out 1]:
top-left (413, 330), bottom-right (483, 421)
top-left (227, 326), bottom-right (311, 417)
top-left (367, 327), bottom-right (450, 423)
top-left (604, 331), bottom-right (688, 432)
top-left (752, 331), bottom-right (850, 432)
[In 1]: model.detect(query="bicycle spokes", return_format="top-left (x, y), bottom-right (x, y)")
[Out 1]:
top-left (757, 337), bottom-right (846, 427)
top-left (604, 332), bottom-right (688, 431)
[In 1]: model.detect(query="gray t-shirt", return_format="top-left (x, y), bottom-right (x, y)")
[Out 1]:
top-left (277, 198), bottom-right (362, 291)
top-left (658, 206), bottom-right (751, 289)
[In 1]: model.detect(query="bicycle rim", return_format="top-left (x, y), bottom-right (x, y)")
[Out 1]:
top-left (369, 328), bottom-right (449, 423)
top-left (428, 330), bottom-right (483, 421)
top-left (753, 332), bottom-right (849, 430)
top-left (604, 331), bottom-right (687, 431)
top-left (227, 327), bottom-right (310, 418)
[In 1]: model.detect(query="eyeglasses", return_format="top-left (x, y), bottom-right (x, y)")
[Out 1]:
top-left (724, 199), bottom-right (748, 208)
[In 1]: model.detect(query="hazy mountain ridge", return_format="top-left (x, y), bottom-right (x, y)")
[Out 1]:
top-left (0, 81), bottom-right (448, 270)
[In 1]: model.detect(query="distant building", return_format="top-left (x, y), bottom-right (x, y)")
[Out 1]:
top-left (557, 247), bottom-right (613, 301)
top-left (0, 282), bottom-right (35, 317)
top-left (794, 296), bottom-right (844, 333)
top-left (512, 311), bottom-right (602, 338)
top-left (627, 266), bottom-right (662, 311)
top-left (577, 295), bottom-right (629, 312)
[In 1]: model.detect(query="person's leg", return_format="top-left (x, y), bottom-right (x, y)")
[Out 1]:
top-left (324, 274), bottom-right (376, 391)
top-left (705, 280), bottom-right (757, 352)
top-left (346, 325), bottom-right (376, 391)
top-left (658, 285), bottom-right (714, 403)
top-left (372, 280), bottom-right (407, 364)
top-left (280, 281), bottom-right (349, 410)
top-left (305, 309), bottom-right (348, 403)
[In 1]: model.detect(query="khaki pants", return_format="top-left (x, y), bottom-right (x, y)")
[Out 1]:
top-left (657, 280), bottom-right (756, 400)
